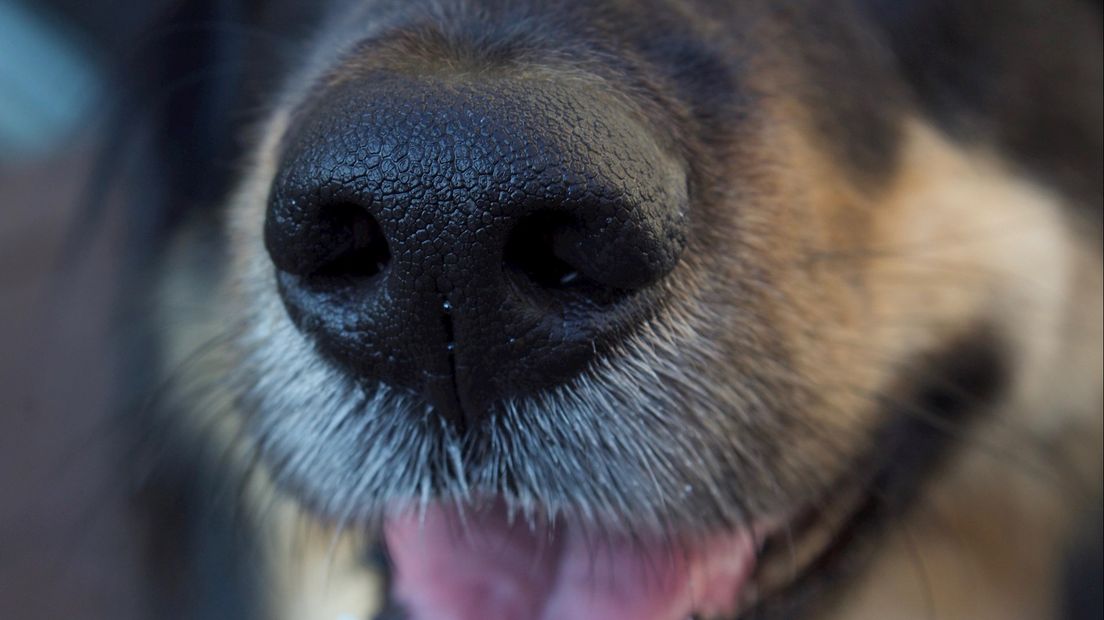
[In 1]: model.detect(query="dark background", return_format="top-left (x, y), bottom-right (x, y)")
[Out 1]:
top-left (0, 2), bottom-right (163, 617)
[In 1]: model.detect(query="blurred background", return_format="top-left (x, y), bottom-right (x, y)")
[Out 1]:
top-left (0, 1), bottom-right (167, 617)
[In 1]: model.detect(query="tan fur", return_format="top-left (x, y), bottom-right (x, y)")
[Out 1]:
top-left (262, 499), bottom-right (381, 620)
top-left (676, 98), bottom-right (1102, 616)
top-left (818, 123), bottom-right (1103, 619)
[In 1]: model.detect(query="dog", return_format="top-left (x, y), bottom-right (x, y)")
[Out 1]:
top-left (112, 0), bottom-right (1102, 618)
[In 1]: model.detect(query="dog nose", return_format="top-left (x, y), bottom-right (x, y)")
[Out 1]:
top-left (264, 73), bottom-right (687, 425)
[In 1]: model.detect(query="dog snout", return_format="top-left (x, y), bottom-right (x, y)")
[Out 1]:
top-left (264, 72), bottom-right (688, 425)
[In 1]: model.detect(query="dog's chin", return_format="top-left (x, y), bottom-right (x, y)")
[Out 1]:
top-left (240, 304), bottom-right (901, 619)
top-left (242, 337), bottom-right (957, 620)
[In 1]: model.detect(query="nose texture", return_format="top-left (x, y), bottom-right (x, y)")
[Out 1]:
top-left (265, 72), bottom-right (688, 425)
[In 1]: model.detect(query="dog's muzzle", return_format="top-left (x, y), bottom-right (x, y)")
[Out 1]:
top-left (264, 70), bottom-right (688, 425)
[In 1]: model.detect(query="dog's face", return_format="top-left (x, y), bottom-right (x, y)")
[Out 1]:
top-left (143, 1), bottom-right (1102, 618)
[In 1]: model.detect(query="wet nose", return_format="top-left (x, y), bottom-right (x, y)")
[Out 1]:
top-left (264, 73), bottom-right (687, 426)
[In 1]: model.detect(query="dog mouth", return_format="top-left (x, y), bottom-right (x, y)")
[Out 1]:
top-left (383, 500), bottom-right (766, 620)
top-left (381, 479), bottom-right (869, 620)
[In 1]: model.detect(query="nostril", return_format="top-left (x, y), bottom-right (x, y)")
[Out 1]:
top-left (310, 202), bottom-right (391, 279)
top-left (267, 199), bottom-right (392, 281)
top-left (503, 212), bottom-right (632, 308)
top-left (503, 212), bottom-right (583, 289)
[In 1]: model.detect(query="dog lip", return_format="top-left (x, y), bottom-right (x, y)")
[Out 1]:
top-left (736, 471), bottom-right (876, 614)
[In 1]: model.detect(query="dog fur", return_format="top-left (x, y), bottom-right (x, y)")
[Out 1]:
top-left (113, 1), bottom-right (1102, 618)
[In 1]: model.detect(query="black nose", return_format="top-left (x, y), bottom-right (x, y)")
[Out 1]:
top-left (264, 73), bottom-right (687, 426)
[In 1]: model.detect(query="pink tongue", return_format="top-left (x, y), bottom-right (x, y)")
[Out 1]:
top-left (384, 503), bottom-right (757, 620)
